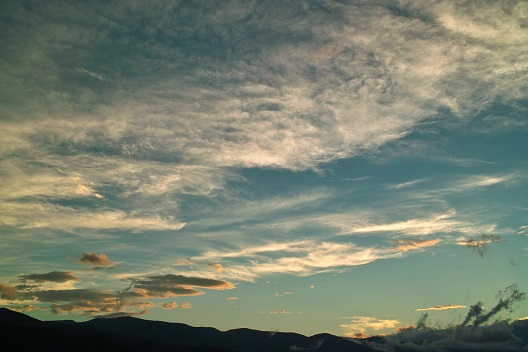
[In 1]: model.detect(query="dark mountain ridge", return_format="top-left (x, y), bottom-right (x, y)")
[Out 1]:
top-left (0, 308), bottom-right (374, 352)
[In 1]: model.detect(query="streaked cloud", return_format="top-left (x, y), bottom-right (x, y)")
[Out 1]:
top-left (392, 238), bottom-right (441, 252)
top-left (0, 202), bottom-right (185, 232)
top-left (19, 271), bottom-right (78, 283)
top-left (227, 297), bottom-right (239, 301)
top-left (387, 179), bottom-right (426, 190)
top-left (196, 240), bottom-right (397, 281)
top-left (415, 304), bottom-right (467, 312)
top-left (343, 212), bottom-right (461, 236)
top-left (128, 274), bottom-right (235, 298)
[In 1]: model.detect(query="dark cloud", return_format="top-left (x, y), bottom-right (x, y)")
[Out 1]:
top-left (27, 289), bottom-right (116, 303)
top-left (128, 274), bottom-right (234, 298)
top-left (78, 252), bottom-right (114, 266)
top-left (0, 284), bottom-right (17, 300)
top-left (97, 310), bottom-right (148, 319)
top-left (20, 271), bottom-right (78, 283)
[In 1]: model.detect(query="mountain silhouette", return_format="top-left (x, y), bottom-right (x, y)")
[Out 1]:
top-left (0, 308), bottom-right (375, 352)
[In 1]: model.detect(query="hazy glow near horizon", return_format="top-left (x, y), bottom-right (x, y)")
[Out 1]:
top-left (1, 0), bottom-right (527, 337)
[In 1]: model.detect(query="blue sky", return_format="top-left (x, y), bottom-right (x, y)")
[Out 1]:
top-left (1, 0), bottom-right (527, 337)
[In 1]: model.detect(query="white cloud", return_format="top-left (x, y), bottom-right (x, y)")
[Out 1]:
top-left (415, 304), bottom-right (467, 312)
top-left (193, 240), bottom-right (398, 281)
top-left (0, 202), bottom-right (185, 232)
top-left (386, 179), bottom-right (426, 190)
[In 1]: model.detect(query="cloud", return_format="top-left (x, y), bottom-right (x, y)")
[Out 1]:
top-left (0, 284), bottom-right (17, 300)
top-left (196, 240), bottom-right (397, 280)
top-left (207, 263), bottom-right (223, 272)
top-left (340, 316), bottom-right (403, 336)
top-left (1, 0), bottom-right (524, 243)
top-left (446, 175), bottom-right (515, 193)
top-left (415, 304), bottom-right (467, 312)
top-left (227, 297), bottom-right (239, 301)
top-left (78, 253), bottom-right (114, 266)
top-left (0, 202), bottom-right (186, 233)
top-left (387, 179), bottom-right (426, 190)
top-left (19, 271), bottom-right (78, 283)
top-left (180, 302), bottom-right (192, 309)
top-left (269, 310), bottom-right (290, 315)
top-left (97, 310), bottom-right (148, 319)
top-left (128, 274), bottom-right (235, 298)
top-left (518, 225), bottom-right (528, 236)
top-left (338, 212), bottom-right (464, 236)
top-left (393, 238), bottom-right (441, 252)
top-left (161, 302), bottom-right (178, 309)
top-left (456, 234), bottom-right (502, 257)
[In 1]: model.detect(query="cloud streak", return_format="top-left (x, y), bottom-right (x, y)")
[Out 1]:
top-left (415, 304), bottom-right (467, 312)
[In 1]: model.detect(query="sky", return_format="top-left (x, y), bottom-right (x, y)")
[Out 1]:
top-left (1, 0), bottom-right (527, 338)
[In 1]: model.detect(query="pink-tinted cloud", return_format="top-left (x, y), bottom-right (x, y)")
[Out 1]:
top-left (78, 252), bottom-right (114, 266)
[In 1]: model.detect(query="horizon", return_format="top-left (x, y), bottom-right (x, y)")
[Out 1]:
top-left (1, 0), bottom-right (527, 340)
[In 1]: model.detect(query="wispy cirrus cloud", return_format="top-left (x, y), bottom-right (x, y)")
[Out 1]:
top-left (386, 179), bottom-right (426, 190)
top-left (193, 240), bottom-right (398, 281)
top-left (0, 202), bottom-right (185, 233)
top-left (392, 238), bottom-right (441, 252)
top-left (415, 304), bottom-right (467, 312)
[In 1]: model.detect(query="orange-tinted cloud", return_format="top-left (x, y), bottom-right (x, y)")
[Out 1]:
top-left (180, 302), bottom-right (192, 309)
top-left (162, 302), bottom-right (178, 309)
top-left (207, 263), bottom-right (223, 272)
top-left (78, 252), bottom-right (114, 266)
top-left (227, 296), bottom-right (239, 301)
top-left (393, 238), bottom-right (441, 252)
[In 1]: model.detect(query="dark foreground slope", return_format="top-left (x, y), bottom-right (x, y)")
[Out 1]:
top-left (0, 308), bottom-right (233, 352)
top-left (0, 308), bottom-right (374, 352)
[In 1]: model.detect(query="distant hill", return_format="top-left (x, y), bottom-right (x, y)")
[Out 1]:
top-left (3, 308), bottom-right (526, 351)
top-left (0, 308), bottom-right (375, 352)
